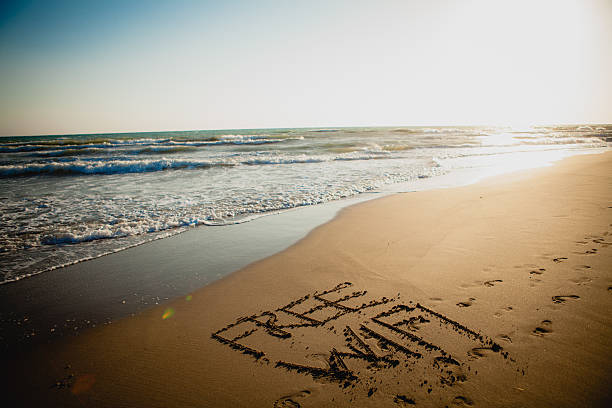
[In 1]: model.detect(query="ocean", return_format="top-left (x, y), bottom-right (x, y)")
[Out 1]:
top-left (1, 125), bottom-right (610, 285)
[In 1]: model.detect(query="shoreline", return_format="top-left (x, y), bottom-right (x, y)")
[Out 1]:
top-left (4, 151), bottom-right (611, 407)
top-left (2, 148), bottom-right (604, 356)
top-left (0, 191), bottom-right (387, 355)
top-left (2, 143), bottom-right (606, 287)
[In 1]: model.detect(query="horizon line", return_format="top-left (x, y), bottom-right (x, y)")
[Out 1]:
top-left (2, 121), bottom-right (612, 138)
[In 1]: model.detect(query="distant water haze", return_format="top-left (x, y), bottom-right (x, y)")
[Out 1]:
top-left (0, 125), bottom-right (610, 284)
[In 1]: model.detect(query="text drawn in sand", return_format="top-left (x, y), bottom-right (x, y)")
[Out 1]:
top-left (212, 282), bottom-right (521, 405)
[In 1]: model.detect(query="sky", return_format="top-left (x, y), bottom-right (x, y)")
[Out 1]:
top-left (0, 0), bottom-right (611, 136)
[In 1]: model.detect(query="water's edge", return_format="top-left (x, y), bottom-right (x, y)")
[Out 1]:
top-left (0, 191), bottom-right (383, 355)
top-left (0, 149), bottom-right (607, 355)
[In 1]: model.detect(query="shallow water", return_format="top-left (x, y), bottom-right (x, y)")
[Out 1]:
top-left (1, 125), bottom-right (610, 283)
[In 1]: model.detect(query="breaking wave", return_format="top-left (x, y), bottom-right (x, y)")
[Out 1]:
top-left (0, 159), bottom-right (231, 177)
top-left (0, 152), bottom-right (401, 178)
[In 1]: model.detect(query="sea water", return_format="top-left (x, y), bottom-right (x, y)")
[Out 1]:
top-left (1, 125), bottom-right (610, 284)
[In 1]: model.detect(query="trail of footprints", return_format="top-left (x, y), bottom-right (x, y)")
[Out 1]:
top-left (457, 220), bottom-right (611, 345)
top-left (524, 221), bottom-right (611, 336)
top-left (524, 257), bottom-right (583, 335)
top-left (455, 280), bottom-right (504, 308)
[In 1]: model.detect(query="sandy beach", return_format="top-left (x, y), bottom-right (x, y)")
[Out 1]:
top-left (5, 151), bottom-right (612, 407)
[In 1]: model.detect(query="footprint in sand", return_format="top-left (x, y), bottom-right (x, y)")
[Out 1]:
top-left (457, 298), bottom-right (475, 307)
top-left (273, 390), bottom-right (312, 408)
top-left (499, 334), bottom-right (512, 343)
top-left (572, 265), bottom-right (592, 271)
top-left (493, 305), bottom-right (514, 318)
top-left (468, 344), bottom-right (500, 360)
top-left (460, 281), bottom-right (482, 289)
top-left (552, 295), bottom-right (580, 304)
top-left (553, 257), bottom-right (568, 263)
top-left (394, 395), bottom-right (416, 406)
top-left (532, 320), bottom-right (552, 337)
top-left (483, 279), bottom-right (503, 287)
top-left (467, 347), bottom-right (497, 360)
top-left (451, 395), bottom-right (475, 406)
top-left (569, 276), bottom-right (592, 285)
top-left (591, 236), bottom-right (612, 247)
top-left (529, 269), bottom-right (545, 284)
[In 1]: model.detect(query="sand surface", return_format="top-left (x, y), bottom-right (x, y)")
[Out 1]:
top-left (5, 152), bottom-right (612, 407)
top-left (0, 192), bottom-right (377, 355)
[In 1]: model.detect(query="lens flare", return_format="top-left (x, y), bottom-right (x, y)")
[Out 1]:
top-left (185, 295), bottom-right (192, 301)
top-left (162, 308), bottom-right (175, 320)
top-left (71, 374), bottom-right (95, 395)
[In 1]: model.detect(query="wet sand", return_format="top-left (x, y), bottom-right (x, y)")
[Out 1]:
top-left (5, 152), bottom-right (612, 407)
top-left (0, 192), bottom-right (380, 355)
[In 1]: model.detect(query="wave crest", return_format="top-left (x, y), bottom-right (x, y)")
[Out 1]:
top-left (0, 159), bottom-right (233, 177)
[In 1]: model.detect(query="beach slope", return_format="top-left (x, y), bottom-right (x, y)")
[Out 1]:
top-left (6, 152), bottom-right (612, 408)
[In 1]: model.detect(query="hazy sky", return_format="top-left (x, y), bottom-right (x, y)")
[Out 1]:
top-left (1, 0), bottom-right (611, 136)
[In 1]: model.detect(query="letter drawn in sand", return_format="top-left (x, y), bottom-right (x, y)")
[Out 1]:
top-left (211, 282), bottom-right (520, 400)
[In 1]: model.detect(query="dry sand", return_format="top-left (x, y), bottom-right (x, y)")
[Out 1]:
top-left (5, 152), bottom-right (612, 407)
